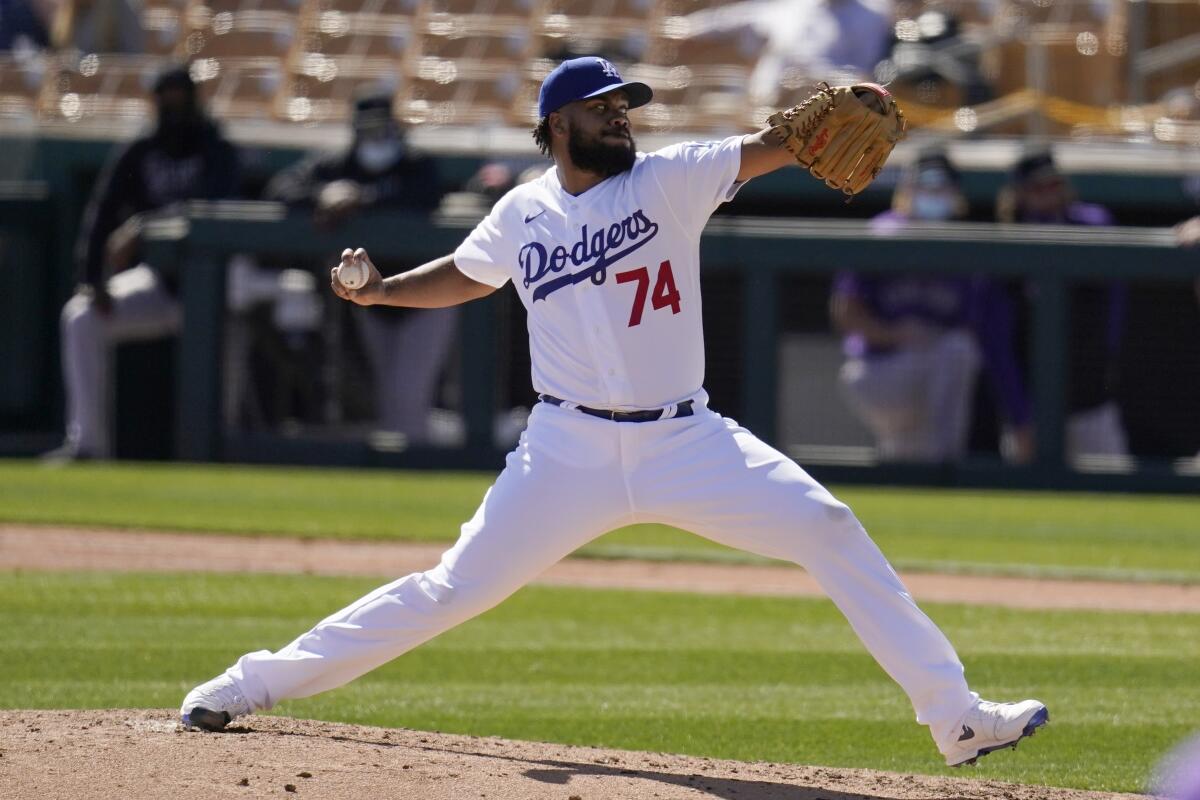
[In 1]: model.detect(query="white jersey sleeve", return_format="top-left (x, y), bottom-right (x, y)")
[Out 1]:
top-left (643, 135), bottom-right (744, 236)
top-left (453, 197), bottom-right (515, 289)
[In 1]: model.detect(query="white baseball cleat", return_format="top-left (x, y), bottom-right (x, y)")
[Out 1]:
top-left (943, 698), bottom-right (1049, 767)
top-left (180, 674), bottom-right (254, 731)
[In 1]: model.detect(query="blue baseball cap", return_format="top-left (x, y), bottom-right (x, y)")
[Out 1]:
top-left (537, 57), bottom-right (653, 119)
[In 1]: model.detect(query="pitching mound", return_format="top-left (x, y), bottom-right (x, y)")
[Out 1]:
top-left (0, 710), bottom-right (1142, 800)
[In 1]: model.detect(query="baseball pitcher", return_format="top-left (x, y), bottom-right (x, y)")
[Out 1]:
top-left (182, 57), bottom-right (1047, 768)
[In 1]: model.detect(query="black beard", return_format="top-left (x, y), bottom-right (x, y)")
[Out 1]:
top-left (567, 126), bottom-right (636, 178)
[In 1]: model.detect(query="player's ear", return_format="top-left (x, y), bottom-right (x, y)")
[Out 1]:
top-left (550, 111), bottom-right (567, 137)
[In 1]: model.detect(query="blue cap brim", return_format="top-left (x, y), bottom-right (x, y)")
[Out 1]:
top-left (579, 81), bottom-right (654, 110)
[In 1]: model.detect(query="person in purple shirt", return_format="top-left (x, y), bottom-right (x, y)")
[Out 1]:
top-left (997, 149), bottom-right (1129, 460)
top-left (832, 149), bottom-right (1034, 462)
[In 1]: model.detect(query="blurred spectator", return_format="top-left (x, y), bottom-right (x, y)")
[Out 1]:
top-left (683, 0), bottom-right (894, 104)
top-left (0, 0), bottom-right (51, 50)
top-left (877, 9), bottom-right (993, 107)
top-left (46, 65), bottom-right (239, 461)
top-left (832, 149), bottom-right (1033, 463)
top-left (49, 0), bottom-right (144, 53)
top-left (997, 148), bottom-right (1129, 460)
top-left (266, 88), bottom-right (456, 446)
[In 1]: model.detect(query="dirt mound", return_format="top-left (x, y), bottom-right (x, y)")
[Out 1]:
top-left (0, 710), bottom-right (1143, 800)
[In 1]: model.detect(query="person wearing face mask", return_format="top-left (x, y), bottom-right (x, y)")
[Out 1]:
top-left (265, 89), bottom-right (438, 226)
top-left (831, 149), bottom-right (1034, 463)
top-left (997, 149), bottom-right (1128, 461)
top-left (264, 87), bottom-right (456, 445)
top-left (44, 65), bottom-right (239, 462)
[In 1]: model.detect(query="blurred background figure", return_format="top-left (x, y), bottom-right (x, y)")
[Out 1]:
top-left (682, 0), bottom-right (894, 105)
top-left (46, 65), bottom-right (239, 461)
top-left (265, 87), bottom-right (457, 446)
top-left (1150, 732), bottom-right (1200, 800)
top-left (998, 148), bottom-right (1129, 461)
top-left (876, 8), bottom-right (994, 108)
top-left (832, 148), bottom-right (1033, 463)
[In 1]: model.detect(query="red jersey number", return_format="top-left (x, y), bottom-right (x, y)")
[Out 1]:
top-left (616, 260), bottom-right (681, 327)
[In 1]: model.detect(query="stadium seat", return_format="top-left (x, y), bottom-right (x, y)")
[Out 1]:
top-left (645, 29), bottom-right (760, 69)
top-left (194, 57), bottom-right (286, 119)
top-left (141, 7), bottom-right (185, 55)
top-left (993, 0), bottom-right (1114, 31)
top-left (542, 0), bottom-right (653, 20)
top-left (193, 0), bottom-right (305, 12)
top-left (987, 23), bottom-right (1125, 109)
top-left (622, 61), bottom-right (750, 133)
top-left (539, 0), bottom-right (657, 36)
top-left (639, 30), bottom-right (757, 131)
top-left (38, 53), bottom-right (162, 122)
top-left (658, 0), bottom-right (745, 17)
top-left (277, 60), bottom-right (402, 121)
top-left (424, 0), bottom-right (539, 24)
top-left (416, 19), bottom-right (533, 64)
top-left (303, 0), bottom-right (419, 15)
top-left (295, 11), bottom-right (411, 75)
top-left (533, 27), bottom-right (648, 64)
top-left (180, 10), bottom-right (297, 62)
top-left (400, 59), bottom-right (523, 125)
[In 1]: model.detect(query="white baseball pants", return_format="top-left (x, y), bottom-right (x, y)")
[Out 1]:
top-left (224, 396), bottom-right (976, 752)
top-left (60, 265), bottom-right (183, 458)
top-left (1067, 401), bottom-right (1129, 460)
top-left (354, 306), bottom-right (460, 444)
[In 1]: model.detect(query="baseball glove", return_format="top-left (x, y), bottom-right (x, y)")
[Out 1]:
top-left (766, 82), bottom-right (907, 196)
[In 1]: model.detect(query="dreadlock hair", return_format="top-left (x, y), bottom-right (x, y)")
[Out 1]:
top-left (532, 116), bottom-right (552, 158)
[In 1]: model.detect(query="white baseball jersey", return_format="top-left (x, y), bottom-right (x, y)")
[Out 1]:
top-left (454, 135), bottom-right (745, 410)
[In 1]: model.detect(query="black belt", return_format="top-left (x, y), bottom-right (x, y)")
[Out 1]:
top-left (539, 394), bottom-right (694, 422)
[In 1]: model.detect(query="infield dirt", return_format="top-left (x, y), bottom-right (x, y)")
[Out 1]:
top-left (0, 709), bottom-right (1147, 800)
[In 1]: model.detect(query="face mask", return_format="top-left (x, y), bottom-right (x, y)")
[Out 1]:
top-left (911, 192), bottom-right (956, 221)
top-left (356, 139), bottom-right (403, 173)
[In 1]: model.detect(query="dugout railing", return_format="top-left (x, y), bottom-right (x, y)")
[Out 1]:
top-left (139, 201), bottom-right (1200, 492)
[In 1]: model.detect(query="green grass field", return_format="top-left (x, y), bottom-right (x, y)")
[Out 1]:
top-left (1, 570), bottom-right (1194, 794)
top-left (2, 460), bottom-right (1199, 582)
top-left (2, 460), bottom-right (1197, 793)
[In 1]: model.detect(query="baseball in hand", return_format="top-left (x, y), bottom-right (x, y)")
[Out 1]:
top-left (337, 255), bottom-right (370, 290)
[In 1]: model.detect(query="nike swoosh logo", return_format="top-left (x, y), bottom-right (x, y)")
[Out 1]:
top-left (524, 210), bottom-right (546, 224)
top-left (958, 725), bottom-right (974, 742)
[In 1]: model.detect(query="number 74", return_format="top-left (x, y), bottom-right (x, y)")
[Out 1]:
top-left (615, 260), bottom-right (682, 327)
